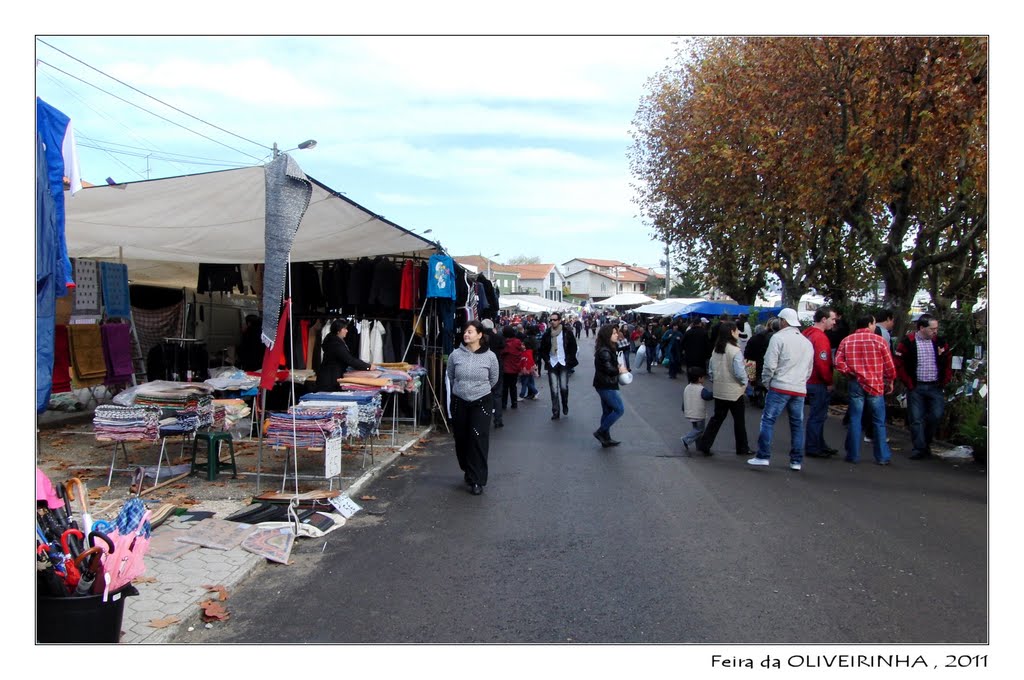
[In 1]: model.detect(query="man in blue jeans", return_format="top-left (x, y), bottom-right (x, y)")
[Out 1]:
top-left (803, 307), bottom-right (838, 457)
top-left (894, 314), bottom-right (953, 460)
top-left (748, 308), bottom-right (813, 471)
top-left (835, 314), bottom-right (897, 464)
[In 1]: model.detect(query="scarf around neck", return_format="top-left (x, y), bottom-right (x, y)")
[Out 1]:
top-left (550, 324), bottom-right (562, 357)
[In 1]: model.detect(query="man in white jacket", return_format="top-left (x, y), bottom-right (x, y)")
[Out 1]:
top-left (749, 308), bottom-right (814, 471)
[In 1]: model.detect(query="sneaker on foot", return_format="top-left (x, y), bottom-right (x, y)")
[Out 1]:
top-left (789, 462), bottom-right (802, 471)
top-left (680, 437), bottom-right (691, 451)
top-left (747, 457), bottom-right (769, 467)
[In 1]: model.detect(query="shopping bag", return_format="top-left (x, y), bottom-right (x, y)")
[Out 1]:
top-left (635, 344), bottom-right (647, 364)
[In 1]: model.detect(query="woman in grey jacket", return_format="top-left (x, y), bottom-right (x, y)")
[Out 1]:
top-left (447, 320), bottom-right (500, 495)
top-left (697, 322), bottom-right (753, 456)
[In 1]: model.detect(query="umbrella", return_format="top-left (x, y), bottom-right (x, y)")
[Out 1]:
top-left (100, 498), bottom-right (152, 592)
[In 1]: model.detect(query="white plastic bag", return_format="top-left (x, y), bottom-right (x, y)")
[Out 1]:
top-left (636, 344), bottom-right (647, 364)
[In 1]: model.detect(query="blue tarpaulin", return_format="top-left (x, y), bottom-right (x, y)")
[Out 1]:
top-left (674, 301), bottom-right (784, 323)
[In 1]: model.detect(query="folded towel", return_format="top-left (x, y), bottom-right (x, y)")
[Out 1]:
top-left (102, 323), bottom-right (135, 385)
top-left (69, 324), bottom-right (107, 380)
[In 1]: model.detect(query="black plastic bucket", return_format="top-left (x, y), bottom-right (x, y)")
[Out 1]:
top-left (36, 584), bottom-right (139, 643)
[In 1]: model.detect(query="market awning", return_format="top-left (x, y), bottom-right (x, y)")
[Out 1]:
top-left (591, 292), bottom-right (654, 307)
top-left (633, 297), bottom-right (706, 315)
top-left (64, 164), bottom-right (438, 287)
top-left (499, 294), bottom-right (571, 313)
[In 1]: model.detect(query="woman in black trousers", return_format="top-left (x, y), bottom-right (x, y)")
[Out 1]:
top-left (697, 322), bottom-right (753, 456)
top-left (447, 320), bottom-right (500, 495)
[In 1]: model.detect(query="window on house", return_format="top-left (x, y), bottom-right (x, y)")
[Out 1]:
top-left (549, 273), bottom-right (555, 287)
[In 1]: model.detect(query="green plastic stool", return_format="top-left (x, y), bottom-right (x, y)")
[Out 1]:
top-left (190, 431), bottom-right (237, 481)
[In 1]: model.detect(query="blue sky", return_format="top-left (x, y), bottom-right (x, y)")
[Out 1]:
top-left (34, 35), bottom-right (682, 271)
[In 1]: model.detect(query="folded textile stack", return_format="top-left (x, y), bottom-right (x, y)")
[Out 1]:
top-left (265, 410), bottom-right (343, 448)
top-left (94, 404), bottom-right (161, 441)
top-left (204, 369), bottom-right (260, 391)
top-left (172, 394), bottom-right (214, 431)
top-left (291, 400), bottom-right (360, 434)
top-left (376, 362), bottom-right (415, 371)
top-left (299, 392), bottom-right (382, 438)
top-left (133, 381), bottom-right (215, 408)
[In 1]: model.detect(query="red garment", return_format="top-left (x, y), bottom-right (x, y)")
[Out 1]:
top-left (399, 259), bottom-right (416, 311)
top-left (260, 299), bottom-right (291, 391)
top-left (500, 337), bottom-right (526, 374)
top-left (802, 326), bottom-right (834, 386)
top-left (835, 328), bottom-right (896, 397)
top-left (52, 324), bottom-right (72, 394)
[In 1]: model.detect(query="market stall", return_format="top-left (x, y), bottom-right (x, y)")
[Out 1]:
top-left (63, 158), bottom-right (448, 493)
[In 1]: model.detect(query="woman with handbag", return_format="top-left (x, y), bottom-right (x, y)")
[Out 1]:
top-left (447, 320), bottom-right (500, 495)
top-left (592, 323), bottom-right (629, 448)
top-left (696, 321), bottom-right (754, 456)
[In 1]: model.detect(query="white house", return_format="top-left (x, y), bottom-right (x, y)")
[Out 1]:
top-left (561, 258), bottom-right (663, 300)
top-left (503, 264), bottom-right (566, 301)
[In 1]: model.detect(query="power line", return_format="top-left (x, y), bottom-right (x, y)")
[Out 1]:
top-left (36, 58), bottom-right (267, 163)
top-left (77, 133), bottom-right (251, 165)
top-left (77, 141), bottom-right (249, 169)
top-left (37, 38), bottom-right (270, 155)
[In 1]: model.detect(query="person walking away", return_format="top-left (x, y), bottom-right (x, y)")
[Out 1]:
top-left (803, 307), bottom-right (839, 458)
top-left (539, 312), bottom-right (579, 419)
top-left (682, 317), bottom-right (713, 377)
top-left (481, 319), bottom-right (505, 428)
top-left (641, 323), bottom-right (659, 372)
top-left (696, 322), bottom-right (753, 456)
top-left (862, 308), bottom-right (897, 445)
top-left (744, 319), bottom-right (778, 408)
top-left (592, 323), bottom-right (629, 447)
top-left (834, 314), bottom-right (897, 465)
top-left (680, 366), bottom-right (709, 451)
top-left (894, 314), bottom-right (953, 460)
top-left (748, 308), bottom-right (813, 471)
top-left (446, 320), bottom-right (500, 495)
top-left (661, 322), bottom-right (684, 379)
top-left (573, 317), bottom-right (583, 338)
top-left (315, 319), bottom-right (373, 391)
top-left (499, 325), bottom-right (526, 412)
top-left (616, 321), bottom-right (632, 372)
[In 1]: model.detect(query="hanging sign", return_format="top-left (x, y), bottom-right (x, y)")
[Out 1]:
top-left (325, 435), bottom-right (342, 478)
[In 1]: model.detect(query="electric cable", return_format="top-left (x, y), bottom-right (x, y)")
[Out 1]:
top-left (36, 58), bottom-right (267, 163)
top-left (37, 38), bottom-right (270, 154)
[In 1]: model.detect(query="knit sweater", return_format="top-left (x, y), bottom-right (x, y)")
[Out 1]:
top-left (447, 345), bottom-right (500, 402)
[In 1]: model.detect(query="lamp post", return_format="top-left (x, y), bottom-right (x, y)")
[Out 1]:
top-left (272, 139), bottom-right (318, 158)
top-left (486, 253), bottom-right (500, 280)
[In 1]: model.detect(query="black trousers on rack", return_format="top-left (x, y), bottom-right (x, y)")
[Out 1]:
top-left (451, 395), bottom-right (492, 486)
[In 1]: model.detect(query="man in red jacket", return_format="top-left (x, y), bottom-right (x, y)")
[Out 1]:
top-left (803, 307), bottom-right (838, 457)
top-left (895, 314), bottom-right (954, 460)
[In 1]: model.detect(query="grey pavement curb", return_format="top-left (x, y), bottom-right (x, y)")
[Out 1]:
top-left (122, 425), bottom-right (435, 644)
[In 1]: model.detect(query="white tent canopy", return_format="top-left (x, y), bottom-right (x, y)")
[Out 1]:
top-left (591, 292), bottom-right (655, 307)
top-left (499, 294), bottom-right (571, 313)
top-left (65, 165), bottom-right (437, 287)
top-left (633, 297), bottom-right (707, 316)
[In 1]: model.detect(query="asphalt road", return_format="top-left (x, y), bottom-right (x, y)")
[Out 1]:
top-left (189, 336), bottom-right (987, 644)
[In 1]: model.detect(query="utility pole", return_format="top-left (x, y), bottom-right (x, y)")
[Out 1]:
top-left (664, 240), bottom-right (671, 298)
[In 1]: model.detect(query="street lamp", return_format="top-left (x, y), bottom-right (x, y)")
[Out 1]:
top-left (272, 139), bottom-right (318, 158)
top-left (487, 253), bottom-right (500, 279)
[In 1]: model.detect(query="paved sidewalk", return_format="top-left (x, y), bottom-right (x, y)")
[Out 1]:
top-left (117, 428), bottom-right (431, 644)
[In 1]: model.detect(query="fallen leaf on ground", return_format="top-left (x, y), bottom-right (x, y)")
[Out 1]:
top-left (133, 575), bottom-right (157, 584)
top-left (199, 599), bottom-right (230, 621)
top-left (148, 615), bottom-right (181, 628)
top-left (398, 465), bottom-right (418, 471)
top-left (202, 584), bottom-right (229, 601)
top-left (385, 475), bottom-right (400, 479)
top-left (359, 495), bottom-right (377, 501)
